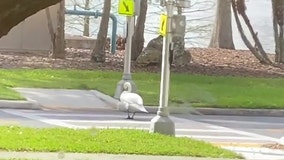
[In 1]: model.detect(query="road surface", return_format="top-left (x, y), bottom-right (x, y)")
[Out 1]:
top-left (1, 109), bottom-right (284, 160)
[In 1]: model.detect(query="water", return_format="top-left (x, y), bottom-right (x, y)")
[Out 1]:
top-left (65, 0), bottom-right (275, 53)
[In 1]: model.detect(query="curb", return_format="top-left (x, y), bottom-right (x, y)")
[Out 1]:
top-left (90, 90), bottom-right (120, 110)
top-left (196, 108), bottom-right (284, 117)
top-left (144, 106), bottom-right (203, 115)
top-left (92, 90), bottom-right (284, 116)
top-left (0, 98), bottom-right (42, 110)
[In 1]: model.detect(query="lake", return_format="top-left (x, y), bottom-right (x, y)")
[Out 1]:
top-left (65, 0), bottom-right (274, 53)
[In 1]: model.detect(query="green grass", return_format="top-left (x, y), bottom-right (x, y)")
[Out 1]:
top-left (0, 126), bottom-right (242, 159)
top-left (0, 159), bottom-right (41, 160)
top-left (0, 69), bottom-right (283, 109)
top-left (0, 159), bottom-right (37, 160)
top-left (0, 86), bottom-right (23, 100)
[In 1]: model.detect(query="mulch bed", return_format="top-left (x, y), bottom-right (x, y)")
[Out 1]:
top-left (0, 47), bottom-right (283, 78)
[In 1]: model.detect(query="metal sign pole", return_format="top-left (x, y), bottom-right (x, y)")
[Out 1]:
top-left (124, 16), bottom-right (134, 78)
top-left (150, 0), bottom-right (175, 136)
top-left (114, 0), bottom-right (137, 99)
top-left (114, 16), bottom-right (137, 98)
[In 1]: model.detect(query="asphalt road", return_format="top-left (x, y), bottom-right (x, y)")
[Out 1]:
top-left (176, 114), bottom-right (284, 144)
top-left (1, 108), bottom-right (283, 145)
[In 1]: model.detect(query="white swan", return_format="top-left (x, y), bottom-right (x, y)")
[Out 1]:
top-left (120, 82), bottom-right (148, 119)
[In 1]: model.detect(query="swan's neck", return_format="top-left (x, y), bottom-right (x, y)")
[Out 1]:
top-left (124, 82), bottom-right (132, 92)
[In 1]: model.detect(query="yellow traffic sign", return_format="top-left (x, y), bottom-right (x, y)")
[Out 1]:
top-left (118, 0), bottom-right (134, 16)
top-left (159, 14), bottom-right (167, 36)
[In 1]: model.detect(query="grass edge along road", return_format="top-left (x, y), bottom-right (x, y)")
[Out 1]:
top-left (0, 126), bottom-right (242, 159)
top-left (0, 69), bottom-right (283, 109)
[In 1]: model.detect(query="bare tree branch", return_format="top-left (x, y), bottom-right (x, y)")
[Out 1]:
top-left (0, 0), bottom-right (61, 38)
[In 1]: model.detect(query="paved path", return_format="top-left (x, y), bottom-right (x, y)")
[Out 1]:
top-left (14, 88), bottom-right (116, 111)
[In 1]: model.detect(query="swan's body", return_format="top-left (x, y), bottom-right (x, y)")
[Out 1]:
top-left (120, 82), bottom-right (148, 119)
top-left (280, 137), bottom-right (284, 145)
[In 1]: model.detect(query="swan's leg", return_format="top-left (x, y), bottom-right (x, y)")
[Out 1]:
top-left (124, 103), bottom-right (132, 119)
top-left (126, 110), bottom-right (132, 119)
top-left (126, 111), bottom-right (135, 119)
top-left (130, 112), bottom-right (136, 119)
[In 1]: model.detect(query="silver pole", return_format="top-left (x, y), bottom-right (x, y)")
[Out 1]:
top-left (124, 16), bottom-right (134, 76)
top-left (159, 0), bottom-right (173, 115)
top-left (114, 15), bottom-right (137, 98)
top-left (150, 0), bottom-right (175, 136)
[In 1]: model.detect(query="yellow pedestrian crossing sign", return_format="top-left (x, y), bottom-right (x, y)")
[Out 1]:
top-left (159, 14), bottom-right (167, 36)
top-left (118, 0), bottom-right (134, 16)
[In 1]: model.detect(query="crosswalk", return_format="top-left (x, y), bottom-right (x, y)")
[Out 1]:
top-left (2, 109), bottom-right (280, 144)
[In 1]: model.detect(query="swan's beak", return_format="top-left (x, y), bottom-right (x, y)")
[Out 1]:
top-left (141, 107), bottom-right (148, 113)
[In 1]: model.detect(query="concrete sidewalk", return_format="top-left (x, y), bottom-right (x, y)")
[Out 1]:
top-left (0, 87), bottom-right (281, 117)
top-left (0, 151), bottom-right (239, 160)
top-left (12, 88), bottom-right (119, 112)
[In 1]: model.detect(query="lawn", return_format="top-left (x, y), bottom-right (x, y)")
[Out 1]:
top-left (0, 126), bottom-right (242, 159)
top-left (0, 69), bottom-right (283, 109)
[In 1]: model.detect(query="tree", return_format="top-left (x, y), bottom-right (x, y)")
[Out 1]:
top-left (46, 0), bottom-right (65, 59)
top-left (131, 0), bottom-right (148, 60)
top-left (232, 0), bottom-right (272, 64)
top-left (272, 0), bottom-right (284, 63)
top-left (65, 0), bottom-right (104, 37)
top-left (54, 0), bottom-right (66, 59)
top-left (91, 0), bottom-right (111, 62)
top-left (0, 0), bottom-right (61, 39)
top-left (82, 0), bottom-right (91, 36)
top-left (209, 0), bottom-right (235, 49)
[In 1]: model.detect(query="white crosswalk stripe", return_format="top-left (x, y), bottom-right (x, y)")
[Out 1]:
top-left (2, 109), bottom-right (279, 143)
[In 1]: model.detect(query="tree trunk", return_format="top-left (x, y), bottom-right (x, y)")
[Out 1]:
top-left (0, 0), bottom-right (61, 39)
top-left (131, 0), bottom-right (148, 61)
top-left (209, 0), bottom-right (235, 49)
top-left (275, 0), bottom-right (284, 63)
top-left (45, 8), bottom-right (55, 44)
top-left (83, 0), bottom-right (90, 37)
top-left (91, 0), bottom-right (111, 62)
top-left (231, 0), bottom-right (268, 64)
top-left (272, 0), bottom-right (280, 62)
top-left (280, 25), bottom-right (284, 62)
top-left (237, 4), bottom-right (272, 63)
top-left (52, 0), bottom-right (65, 59)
